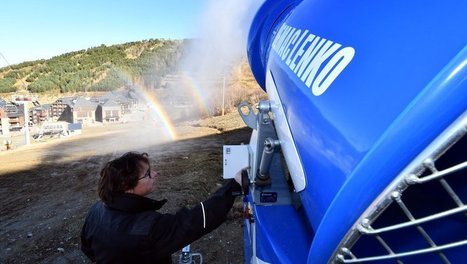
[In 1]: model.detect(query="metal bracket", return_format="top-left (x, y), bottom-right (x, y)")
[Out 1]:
top-left (238, 101), bottom-right (257, 129)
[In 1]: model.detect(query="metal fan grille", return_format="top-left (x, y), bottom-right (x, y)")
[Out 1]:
top-left (332, 113), bottom-right (467, 264)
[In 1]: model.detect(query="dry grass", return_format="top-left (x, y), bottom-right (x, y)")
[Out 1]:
top-left (211, 59), bottom-right (266, 116)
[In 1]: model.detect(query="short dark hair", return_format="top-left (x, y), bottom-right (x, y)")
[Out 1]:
top-left (98, 152), bottom-right (149, 204)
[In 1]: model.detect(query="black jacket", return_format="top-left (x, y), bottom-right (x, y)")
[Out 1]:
top-left (81, 179), bottom-right (241, 264)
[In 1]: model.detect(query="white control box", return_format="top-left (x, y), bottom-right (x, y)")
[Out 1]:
top-left (223, 145), bottom-right (249, 179)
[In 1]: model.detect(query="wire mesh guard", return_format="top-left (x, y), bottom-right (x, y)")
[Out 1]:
top-left (334, 113), bottom-right (467, 264)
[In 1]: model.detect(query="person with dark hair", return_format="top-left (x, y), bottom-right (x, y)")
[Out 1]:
top-left (81, 151), bottom-right (243, 264)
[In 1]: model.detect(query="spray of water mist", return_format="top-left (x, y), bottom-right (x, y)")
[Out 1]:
top-left (92, 0), bottom-right (264, 149)
top-left (179, 0), bottom-right (263, 118)
top-left (111, 66), bottom-right (178, 141)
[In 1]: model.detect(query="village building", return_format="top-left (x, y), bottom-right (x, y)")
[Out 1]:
top-left (93, 90), bottom-right (138, 114)
top-left (52, 96), bottom-right (98, 124)
top-left (31, 104), bottom-right (52, 124)
top-left (96, 99), bottom-right (122, 123)
top-left (70, 97), bottom-right (98, 124)
top-left (5, 105), bottom-right (25, 131)
top-left (0, 98), bottom-right (25, 132)
top-left (52, 97), bottom-right (75, 122)
top-left (0, 105), bottom-right (9, 135)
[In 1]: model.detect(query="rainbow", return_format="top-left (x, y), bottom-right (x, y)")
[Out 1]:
top-left (135, 86), bottom-right (178, 140)
top-left (111, 67), bottom-right (178, 140)
top-left (180, 72), bottom-right (211, 117)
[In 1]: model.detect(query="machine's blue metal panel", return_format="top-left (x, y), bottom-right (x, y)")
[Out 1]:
top-left (307, 47), bottom-right (467, 263)
top-left (246, 0), bottom-right (467, 263)
top-left (266, 0), bottom-right (467, 229)
top-left (254, 205), bottom-right (313, 263)
top-left (247, 0), bottom-right (304, 90)
top-left (243, 219), bottom-right (253, 263)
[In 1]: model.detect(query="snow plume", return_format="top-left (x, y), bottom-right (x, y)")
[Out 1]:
top-left (179, 0), bottom-right (263, 116)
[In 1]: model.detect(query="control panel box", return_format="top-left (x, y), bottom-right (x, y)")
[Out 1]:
top-left (223, 145), bottom-right (249, 179)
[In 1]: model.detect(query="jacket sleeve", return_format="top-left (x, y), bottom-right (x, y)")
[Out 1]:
top-left (81, 218), bottom-right (96, 262)
top-left (149, 179), bottom-right (241, 256)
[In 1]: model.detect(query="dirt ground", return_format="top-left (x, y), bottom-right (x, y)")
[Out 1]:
top-left (0, 112), bottom-right (251, 264)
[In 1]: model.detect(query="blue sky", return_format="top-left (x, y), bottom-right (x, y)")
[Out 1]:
top-left (0, 0), bottom-right (207, 67)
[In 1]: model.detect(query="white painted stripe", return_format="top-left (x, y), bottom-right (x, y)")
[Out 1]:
top-left (255, 256), bottom-right (271, 264)
top-left (200, 202), bottom-right (206, 229)
top-left (266, 70), bottom-right (306, 191)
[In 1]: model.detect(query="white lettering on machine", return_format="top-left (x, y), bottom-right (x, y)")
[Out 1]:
top-left (272, 23), bottom-right (355, 96)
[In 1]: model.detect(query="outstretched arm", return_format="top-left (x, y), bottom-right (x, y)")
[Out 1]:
top-left (150, 179), bottom-right (242, 256)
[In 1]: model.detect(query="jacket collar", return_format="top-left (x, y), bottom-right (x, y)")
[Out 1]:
top-left (107, 193), bottom-right (167, 212)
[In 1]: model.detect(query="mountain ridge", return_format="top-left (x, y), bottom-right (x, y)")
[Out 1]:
top-left (0, 39), bottom-right (186, 94)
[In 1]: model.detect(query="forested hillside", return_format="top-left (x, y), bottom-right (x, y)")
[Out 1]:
top-left (0, 39), bottom-right (184, 93)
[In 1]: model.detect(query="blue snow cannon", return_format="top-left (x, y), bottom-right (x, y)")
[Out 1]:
top-left (232, 0), bottom-right (467, 263)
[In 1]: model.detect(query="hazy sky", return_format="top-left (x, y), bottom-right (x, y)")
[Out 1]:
top-left (0, 0), bottom-right (209, 67)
